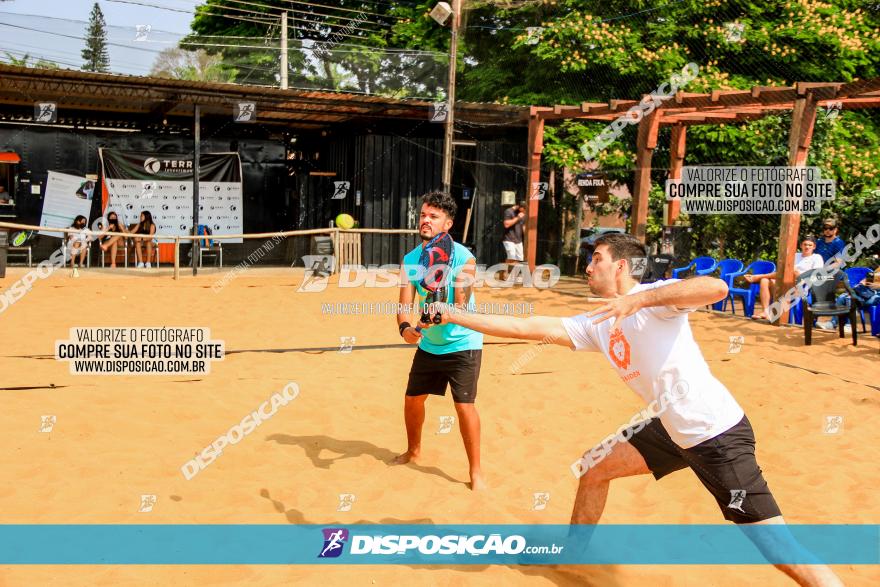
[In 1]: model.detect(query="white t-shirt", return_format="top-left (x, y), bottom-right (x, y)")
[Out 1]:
top-left (794, 252), bottom-right (823, 274)
top-left (561, 280), bottom-right (744, 448)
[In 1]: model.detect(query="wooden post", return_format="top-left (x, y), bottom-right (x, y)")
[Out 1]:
top-left (630, 109), bottom-right (661, 243)
top-left (192, 103), bottom-right (200, 277)
top-left (667, 125), bottom-right (687, 225)
top-left (774, 92), bottom-right (818, 325)
top-left (332, 228), bottom-right (340, 274)
top-left (441, 0), bottom-right (462, 193)
top-left (173, 236), bottom-right (180, 280)
top-left (525, 110), bottom-right (544, 271)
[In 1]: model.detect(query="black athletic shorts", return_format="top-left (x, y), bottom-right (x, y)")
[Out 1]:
top-left (627, 415), bottom-right (782, 524)
top-left (406, 348), bottom-right (482, 404)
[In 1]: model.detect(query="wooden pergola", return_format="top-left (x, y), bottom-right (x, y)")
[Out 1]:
top-left (523, 78), bottom-right (880, 323)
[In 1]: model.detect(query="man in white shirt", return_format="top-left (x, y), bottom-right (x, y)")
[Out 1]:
top-left (428, 232), bottom-right (841, 586)
top-left (748, 236), bottom-right (825, 320)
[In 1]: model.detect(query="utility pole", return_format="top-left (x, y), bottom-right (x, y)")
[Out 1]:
top-left (192, 104), bottom-right (200, 276)
top-left (280, 11), bottom-right (288, 90)
top-left (441, 0), bottom-right (460, 193)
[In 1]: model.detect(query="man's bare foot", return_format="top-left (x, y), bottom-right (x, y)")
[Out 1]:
top-left (469, 472), bottom-right (487, 490)
top-left (391, 450), bottom-right (420, 465)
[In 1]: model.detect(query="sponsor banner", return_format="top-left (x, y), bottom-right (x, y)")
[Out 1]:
top-left (38, 172), bottom-right (95, 238)
top-left (0, 525), bottom-right (875, 564)
top-left (99, 149), bottom-right (244, 243)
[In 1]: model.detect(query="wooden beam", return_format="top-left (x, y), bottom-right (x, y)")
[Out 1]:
top-left (660, 112), bottom-right (770, 126)
top-left (609, 99), bottom-right (638, 112)
top-left (580, 101), bottom-right (608, 113)
top-left (837, 77), bottom-right (880, 98)
top-left (834, 98), bottom-right (880, 109)
top-left (667, 125), bottom-right (686, 225)
top-left (525, 113), bottom-right (544, 272)
top-left (553, 104), bottom-right (579, 114)
top-left (630, 108), bottom-right (661, 243)
top-left (774, 93), bottom-right (818, 325)
top-left (663, 113), bottom-right (741, 121)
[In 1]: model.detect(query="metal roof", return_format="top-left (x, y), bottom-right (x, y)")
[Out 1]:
top-left (0, 64), bottom-right (529, 130)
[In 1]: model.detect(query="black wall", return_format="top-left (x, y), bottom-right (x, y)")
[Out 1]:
top-left (0, 123), bottom-right (528, 267)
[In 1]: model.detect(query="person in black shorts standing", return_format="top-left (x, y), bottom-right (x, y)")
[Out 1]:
top-left (429, 232), bottom-right (842, 585)
top-left (393, 192), bottom-right (486, 490)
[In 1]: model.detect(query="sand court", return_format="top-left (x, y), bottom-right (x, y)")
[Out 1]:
top-left (0, 267), bottom-right (878, 585)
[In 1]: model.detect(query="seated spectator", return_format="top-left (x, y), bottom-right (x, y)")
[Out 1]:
top-left (132, 210), bottom-right (157, 269)
top-left (815, 218), bottom-right (846, 267)
top-left (99, 211), bottom-right (128, 268)
top-left (746, 236), bottom-right (824, 320)
top-left (0, 183), bottom-right (9, 203)
top-left (67, 215), bottom-right (90, 277)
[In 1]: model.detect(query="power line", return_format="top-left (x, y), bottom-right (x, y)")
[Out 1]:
top-left (175, 0), bottom-right (414, 19)
top-left (277, 0), bottom-right (404, 21)
top-left (207, 0), bottom-right (397, 37)
top-left (0, 42), bottom-right (153, 71)
top-left (0, 11), bottom-right (443, 56)
top-left (463, 0), bottom-right (691, 31)
top-left (0, 22), bottom-right (166, 55)
top-left (108, 0), bottom-right (389, 41)
top-left (105, 0), bottom-right (277, 25)
top-left (0, 11), bottom-right (272, 40)
top-left (220, 0), bottom-right (396, 32)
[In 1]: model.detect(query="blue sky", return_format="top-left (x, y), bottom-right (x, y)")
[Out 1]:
top-left (0, 0), bottom-right (198, 74)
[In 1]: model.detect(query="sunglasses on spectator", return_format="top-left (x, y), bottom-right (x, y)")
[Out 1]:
top-left (823, 226), bottom-right (835, 230)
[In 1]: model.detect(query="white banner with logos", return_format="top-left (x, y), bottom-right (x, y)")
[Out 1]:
top-left (38, 171), bottom-right (96, 238)
top-left (100, 150), bottom-right (243, 243)
top-left (102, 180), bottom-right (243, 243)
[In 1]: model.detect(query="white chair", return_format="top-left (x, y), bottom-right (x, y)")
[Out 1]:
top-left (132, 236), bottom-right (160, 268)
top-left (193, 227), bottom-right (221, 267)
top-left (198, 242), bottom-right (223, 267)
top-left (100, 240), bottom-right (128, 268)
top-left (61, 239), bottom-right (91, 267)
top-left (7, 245), bottom-right (32, 267)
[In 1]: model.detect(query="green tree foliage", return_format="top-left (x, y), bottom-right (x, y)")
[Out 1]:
top-left (149, 48), bottom-right (235, 82)
top-left (3, 52), bottom-right (59, 69)
top-left (184, 0), bottom-right (441, 95)
top-left (184, 1), bottom-right (880, 261)
top-left (81, 2), bottom-right (110, 73)
top-left (518, 0), bottom-right (880, 261)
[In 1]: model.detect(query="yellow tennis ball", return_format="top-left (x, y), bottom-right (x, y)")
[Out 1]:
top-left (335, 213), bottom-right (355, 230)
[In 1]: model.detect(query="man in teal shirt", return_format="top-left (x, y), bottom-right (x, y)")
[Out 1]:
top-left (393, 191), bottom-right (485, 490)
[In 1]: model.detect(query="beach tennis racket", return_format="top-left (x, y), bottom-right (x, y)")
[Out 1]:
top-left (414, 231), bottom-right (455, 333)
top-left (10, 230), bottom-right (33, 247)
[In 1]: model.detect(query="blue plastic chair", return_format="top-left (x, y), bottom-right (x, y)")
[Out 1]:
top-left (844, 268), bottom-right (872, 332)
top-left (710, 259), bottom-right (744, 310)
top-left (871, 305), bottom-right (880, 337)
top-left (724, 260), bottom-right (776, 317)
top-left (845, 267), bottom-right (871, 285)
top-left (788, 296), bottom-right (805, 325)
top-left (671, 256), bottom-right (717, 279)
top-left (196, 224), bottom-right (214, 248)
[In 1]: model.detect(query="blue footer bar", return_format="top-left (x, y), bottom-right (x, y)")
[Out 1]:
top-left (0, 525), bottom-right (877, 565)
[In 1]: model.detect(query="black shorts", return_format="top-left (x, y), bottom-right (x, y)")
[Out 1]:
top-left (627, 415), bottom-right (782, 524)
top-left (406, 348), bottom-right (482, 404)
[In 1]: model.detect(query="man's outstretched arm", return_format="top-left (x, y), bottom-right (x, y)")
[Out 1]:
top-left (589, 276), bottom-right (728, 325)
top-left (440, 309), bottom-right (574, 348)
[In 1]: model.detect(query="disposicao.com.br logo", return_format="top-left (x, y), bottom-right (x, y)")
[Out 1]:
top-left (317, 527), bottom-right (563, 559)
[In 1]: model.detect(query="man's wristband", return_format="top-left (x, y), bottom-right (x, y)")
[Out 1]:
top-left (399, 322), bottom-right (412, 337)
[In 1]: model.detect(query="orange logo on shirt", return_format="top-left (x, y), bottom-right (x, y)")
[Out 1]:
top-left (609, 329), bottom-right (631, 371)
